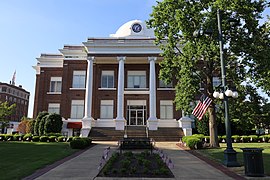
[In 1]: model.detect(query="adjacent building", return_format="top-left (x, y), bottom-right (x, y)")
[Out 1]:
top-left (33, 20), bottom-right (187, 137)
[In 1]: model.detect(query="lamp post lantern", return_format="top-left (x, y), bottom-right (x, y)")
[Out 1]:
top-left (217, 9), bottom-right (240, 167)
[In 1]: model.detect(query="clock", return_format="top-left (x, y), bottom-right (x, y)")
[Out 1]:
top-left (132, 23), bottom-right (142, 33)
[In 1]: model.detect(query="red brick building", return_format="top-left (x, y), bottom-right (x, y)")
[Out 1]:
top-left (33, 20), bottom-right (189, 137)
top-left (0, 82), bottom-right (30, 121)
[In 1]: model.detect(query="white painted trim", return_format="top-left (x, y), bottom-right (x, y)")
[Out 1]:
top-left (69, 88), bottom-right (86, 90)
top-left (98, 88), bottom-right (116, 90)
top-left (157, 88), bottom-right (175, 91)
top-left (47, 92), bottom-right (61, 95)
top-left (124, 90), bottom-right (149, 94)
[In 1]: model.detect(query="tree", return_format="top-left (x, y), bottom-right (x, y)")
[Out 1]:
top-left (44, 113), bottom-right (63, 134)
top-left (148, 0), bottom-right (270, 147)
top-left (34, 111), bottom-right (48, 135)
top-left (26, 119), bottom-right (35, 134)
top-left (17, 118), bottom-right (28, 134)
top-left (39, 115), bottom-right (48, 136)
top-left (0, 102), bottom-right (16, 133)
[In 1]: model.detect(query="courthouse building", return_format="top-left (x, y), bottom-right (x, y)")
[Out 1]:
top-left (33, 20), bottom-right (189, 137)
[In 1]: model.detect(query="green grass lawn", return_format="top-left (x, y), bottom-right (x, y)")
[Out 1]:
top-left (0, 141), bottom-right (79, 180)
top-left (195, 143), bottom-right (270, 175)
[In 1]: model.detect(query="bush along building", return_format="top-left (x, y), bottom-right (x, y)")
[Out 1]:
top-left (33, 20), bottom-right (193, 140)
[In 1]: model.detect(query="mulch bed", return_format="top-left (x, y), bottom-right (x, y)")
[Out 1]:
top-left (97, 151), bottom-right (174, 178)
top-left (176, 143), bottom-right (246, 180)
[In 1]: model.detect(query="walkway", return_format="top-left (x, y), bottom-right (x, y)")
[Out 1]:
top-left (24, 141), bottom-right (243, 180)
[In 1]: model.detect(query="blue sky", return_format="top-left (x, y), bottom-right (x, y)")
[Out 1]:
top-left (0, 1), bottom-right (269, 118)
top-left (0, 0), bottom-right (157, 117)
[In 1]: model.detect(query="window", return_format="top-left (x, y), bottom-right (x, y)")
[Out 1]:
top-left (0, 87), bottom-right (2, 92)
top-left (159, 79), bottom-right (173, 88)
top-left (127, 71), bottom-right (146, 88)
top-left (213, 77), bottom-right (221, 87)
top-left (101, 71), bottom-right (114, 88)
top-left (50, 77), bottom-right (62, 92)
top-left (100, 100), bottom-right (113, 119)
top-left (160, 100), bottom-right (173, 119)
top-left (71, 100), bottom-right (84, 119)
top-left (2, 87), bottom-right (6, 92)
top-left (48, 103), bottom-right (60, 114)
top-left (72, 71), bottom-right (86, 88)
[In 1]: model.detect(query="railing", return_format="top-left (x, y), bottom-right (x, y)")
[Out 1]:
top-left (146, 126), bottom-right (149, 138)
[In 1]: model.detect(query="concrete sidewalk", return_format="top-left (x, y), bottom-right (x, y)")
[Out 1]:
top-left (26, 141), bottom-right (242, 180)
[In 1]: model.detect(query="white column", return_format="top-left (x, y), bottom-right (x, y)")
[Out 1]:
top-left (147, 57), bottom-right (158, 130)
top-left (115, 56), bottom-right (126, 130)
top-left (81, 56), bottom-right (94, 137)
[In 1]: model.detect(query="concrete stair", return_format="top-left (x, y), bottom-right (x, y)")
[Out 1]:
top-left (89, 127), bottom-right (125, 141)
top-left (148, 127), bottom-right (184, 142)
top-left (89, 126), bottom-right (184, 142)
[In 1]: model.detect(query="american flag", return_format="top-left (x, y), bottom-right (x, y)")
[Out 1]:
top-left (192, 94), bottom-right (212, 120)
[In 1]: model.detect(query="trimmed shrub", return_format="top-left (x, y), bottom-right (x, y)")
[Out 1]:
top-left (44, 114), bottom-right (63, 134)
top-left (13, 134), bottom-right (23, 141)
top-left (259, 135), bottom-right (270, 142)
top-left (221, 135), bottom-right (226, 142)
top-left (5, 134), bottom-right (13, 141)
top-left (0, 134), bottom-right (6, 141)
top-left (32, 136), bottom-right (40, 142)
top-left (48, 136), bottom-right (57, 142)
top-left (204, 136), bottom-right (210, 143)
top-left (248, 135), bottom-right (259, 142)
top-left (70, 138), bottom-right (91, 149)
top-left (232, 135), bottom-right (241, 143)
top-left (241, 135), bottom-right (249, 143)
top-left (181, 136), bottom-right (189, 143)
top-left (23, 133), bottom-right (33, 141)
top-left (66, 136), bottom-right (74, 142)
top-left (192, 134), bottom-right (205, 140)
top-left (57, 136), bottom-right (66, 142)
top-left (40, 136), bottom-right (49, 142)
top-left (73, 136), bottom-right (81, 141)
top-left (186, 137), bottom-right (201, 149)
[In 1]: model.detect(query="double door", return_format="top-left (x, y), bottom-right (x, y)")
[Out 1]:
top-left (127, 105), bottom-right (146, 126)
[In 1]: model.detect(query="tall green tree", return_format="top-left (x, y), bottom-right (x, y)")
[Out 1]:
top-left (0, 102), bottom-right (16, 133)
top-left (148, 0), bottom-right (270, 147)
top-left (34, 111), bottom-right (48, 135)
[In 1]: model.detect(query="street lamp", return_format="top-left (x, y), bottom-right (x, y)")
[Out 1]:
top-left (216, 9), bottom-right (240, 167)
top-left (194, 9), bottom-right (240, 167)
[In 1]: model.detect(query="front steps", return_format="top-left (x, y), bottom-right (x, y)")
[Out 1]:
top-left (89, 126), bottom-right (184, 142)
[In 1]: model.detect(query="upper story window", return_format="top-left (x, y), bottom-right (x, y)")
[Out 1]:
top-left (2, 87), bottom-right (6, 92)
top-left (127, 71), bottom-right (146, 88)
top-left (72, 71), bottom-right (86, 88)
top-left (48, 103), bottom-right (60, 114)
top-left (159, 79), bottom-right (173, 88)
top-left (50, 77), bottom-right (62, 93)
top-left (70, 100), bottom-right (84, 119)
top-left (101, 71), bottom-right (114, 88)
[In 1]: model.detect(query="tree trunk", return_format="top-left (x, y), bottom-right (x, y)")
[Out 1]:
top-left (208, 106), bottom-right (219, 147)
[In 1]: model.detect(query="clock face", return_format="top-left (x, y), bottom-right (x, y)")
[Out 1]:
top-left (132, 23), bottom-right (142, 33)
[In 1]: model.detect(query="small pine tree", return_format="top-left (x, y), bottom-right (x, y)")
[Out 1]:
top-left (34, 111), bottom-right (48, 135)
top-left (39, 115), bottom-right (48, 136)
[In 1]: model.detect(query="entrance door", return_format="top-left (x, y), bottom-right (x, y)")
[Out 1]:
top-left (127, 105), bottom-right (147, 126)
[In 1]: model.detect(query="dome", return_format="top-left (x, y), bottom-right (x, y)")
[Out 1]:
top-left (110, 20), bottom-right (155, 38)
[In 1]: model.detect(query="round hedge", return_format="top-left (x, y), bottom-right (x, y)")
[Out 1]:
top-left (44, 113), bottom-right (63, 134)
